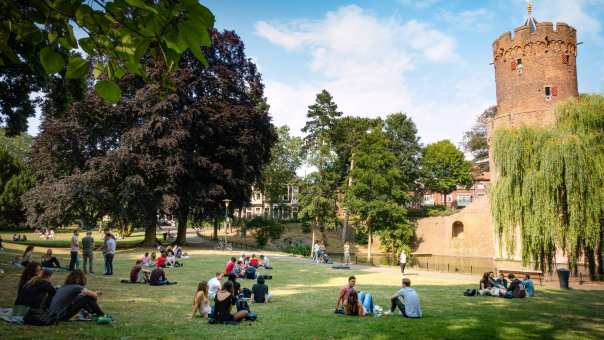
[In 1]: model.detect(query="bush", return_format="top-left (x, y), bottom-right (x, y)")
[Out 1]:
top-left (281, 243), bottom-right (311, 256)
top-left (245, 217), bottom-right (285, 247)
top-left (301, 221), bottom-right (311, 234)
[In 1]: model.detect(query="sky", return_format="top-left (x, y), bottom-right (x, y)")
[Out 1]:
top-left (27, 0), bottom-right (604, 147)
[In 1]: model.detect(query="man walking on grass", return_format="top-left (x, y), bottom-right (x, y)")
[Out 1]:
top-left (399, 250), bottom-right (407, 275)
top-left (82, 231), bottom-right (95, 274)
top-left (69, 230), bottom-right (79, 271)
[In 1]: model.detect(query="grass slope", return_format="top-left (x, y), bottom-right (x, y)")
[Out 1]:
top-left (0, 246), bottom-right (603, 339)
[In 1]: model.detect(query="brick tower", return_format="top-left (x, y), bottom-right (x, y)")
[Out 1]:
top-left (491, 1), bottom-right (578, 131)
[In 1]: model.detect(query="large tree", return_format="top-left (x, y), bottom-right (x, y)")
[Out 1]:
top-left (420, 140), bottom-right (473, 206)
top-left (346, 127), bottom-right (413, 262)
top-left (462, 106), bottom-right (497, 164)
top-left (299, 90), bottom-right (342, 246)
top-left (491, 95), bottom-right (604, 277)
top-left (0, 148), bottom-right (34, 226)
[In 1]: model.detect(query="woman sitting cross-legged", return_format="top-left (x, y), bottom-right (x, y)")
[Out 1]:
top-left (189, 281), bottom-right (211, 319)
top-left (344, 290), bottom-right (366, 316)
top-left (252, 275), bottom-right (272, 303)
top-left (212, 281), bottom-right (248, 323)
top-left (48, 270), bottom-right (110, 322)
top-left (149, 266), bottom-right (176, 286)
top-left (41, 249), bottom-right (62, 269)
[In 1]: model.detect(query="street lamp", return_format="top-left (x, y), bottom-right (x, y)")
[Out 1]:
top-left (223, 199), bottom-right (231, 243)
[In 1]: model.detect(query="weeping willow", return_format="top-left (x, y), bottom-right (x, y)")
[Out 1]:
top-left (491, 94), bottom-right (604, 275)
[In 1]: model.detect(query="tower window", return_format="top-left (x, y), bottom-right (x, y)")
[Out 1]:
top-left (562, 54), bottom-right (569, 64)
top-left (516, 58), bottom-right (523, 74)
top-left (544, 86), bottom-right (552, 101)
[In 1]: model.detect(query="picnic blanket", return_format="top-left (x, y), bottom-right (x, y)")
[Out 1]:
top-left (0, 307), bottom-right (24, 325)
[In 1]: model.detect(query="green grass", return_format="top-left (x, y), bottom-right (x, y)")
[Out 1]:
top-left (0, 230), bottom-right (146, 249)
top-left (0, 246), bottom-right (603, 339)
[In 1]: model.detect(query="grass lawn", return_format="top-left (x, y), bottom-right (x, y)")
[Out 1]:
top-left (0, 244), bottom-right (603, 339)
top-left (0, 230), bottom-right (146, 249)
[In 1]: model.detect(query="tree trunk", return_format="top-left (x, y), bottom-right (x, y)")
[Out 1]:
top-left (143, 222), bottom-right (157, 245)
top-left (213, 217), bottom-right (219, 240)
top-left (311, 220), bottom-right (317, 258)
top-left (342, 157), bottom-right (354, 241)
top-left (597, 228), bottom-right (604, 279)
top-left (176, 210), bottom-right (188, 245)
top-left (367, 229), bottom-right (372, 264)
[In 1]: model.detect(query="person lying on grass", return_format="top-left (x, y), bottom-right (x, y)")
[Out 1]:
top-left (252, 275), bottom-right (272, 303)
top-left (49, 270), bottom-right (111, 322)
top-left (212, 281), bottom-right (248, 323)
top-left (41, 249), bottom-right (62, 269)
top-left (388, 278), bottom-right (422, 318)
top-left (190, 281), bottom-right (211, 319)
top-left (335, 276), bottom-right (356, 313)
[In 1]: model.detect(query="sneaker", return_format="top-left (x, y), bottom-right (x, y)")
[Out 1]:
top-left (383, 311), bottom-right (392, 316)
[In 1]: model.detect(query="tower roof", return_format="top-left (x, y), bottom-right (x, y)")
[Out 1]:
top-left (523, 0), bottom-right (538, 32)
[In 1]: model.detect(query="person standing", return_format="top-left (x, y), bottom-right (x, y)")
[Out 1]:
top-left (69, 231), bottom-right (79, 271)
top-left (343, 242), bottom-right (351, 265)
top-left (103, 232), bottom-right (116, 275)
top-left (399, 250), bottom-right (407, 275)
top-left (81, 231), bottom-right (95, 274)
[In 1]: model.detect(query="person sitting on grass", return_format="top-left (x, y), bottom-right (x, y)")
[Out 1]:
top-left (141, 252), bottom-right (152, 266)
top-left (166, 251), bottom-right (183, 268)
top-left (21, 245), bottom-right (35, 266)
top-left (335, 276), bottom-right (357, 313)
top-left (208, 272), bottom-right (224, 300)
top-left (522, 274), bottom-right (535, 297)
top-left (227, 273), bottom-right (241, 297)
top-left (156, 251), bottom-right (167, 268)
top-left (48, 270), bottom-right (111, 322)
top-left (190, 281), bottom-right (211, 319)
top-left (388, 278), bottom-right (422, 318)
top-left (232, 261), bottom-right (245, 278)
top-left (14, 262), bottom-right (43, 311)
top-left (250, 254), bottom-right (259, 268)
top-left (478, 272), bottom-right (496, 296)
top-left (212, 281), bottom-right (248, 323)
top-left (41, 249), bottom-right (62, 269)
top-left (129, 260), bottom-right (151, 283)
top-left (148, 266), bottom-right (176, 286)
top-left (344, 290), bottom-right (365, 316)
top-left (496, 273), bottom-right (508, 289)
top-left (224, 257), bottom-right (236, 275)
top-left (251, 275), bottom-right (272, 303)
top-left (20, 269), bottom-right (56, 310)
top-left (260, 255), bottom-right (272, 269)
top-left (504, 274), bottom-right (526, 299)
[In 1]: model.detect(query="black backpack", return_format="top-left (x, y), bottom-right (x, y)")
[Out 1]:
top-left (245, 266), bottom-right (256, 279)
top-left (242, 288), bottom-right (252, 299)
top-left (236, 296), bottom-right (250, 312)
top-left (23, 308), bottom-right (57, 326)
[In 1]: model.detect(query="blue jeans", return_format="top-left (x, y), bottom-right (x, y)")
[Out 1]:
top-left (358, 291), bottom-right (374, 314)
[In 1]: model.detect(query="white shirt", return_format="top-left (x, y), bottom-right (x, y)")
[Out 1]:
top-left (70, 235), bottom-right (79, 252)
top-left (263, 256), bottom-right (270, 267)
top-left (208, 277), bottom-right (221, 300)
top-left (106, 238), bottom-right (116, 254)
top-left (399, 252), bottom-right (407, 264)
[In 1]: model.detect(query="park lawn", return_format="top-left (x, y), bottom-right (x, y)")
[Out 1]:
top-left (0, 230), bottom-right (146, 249)
top-left (0, 246), bottom-right (603, 340)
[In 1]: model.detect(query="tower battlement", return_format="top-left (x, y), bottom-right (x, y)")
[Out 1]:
top-left (493, 22), bottom-right (577, 62)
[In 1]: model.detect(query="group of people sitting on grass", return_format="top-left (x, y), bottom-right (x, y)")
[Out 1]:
top-left (11, 246), bottom-right (64, 271)
top-left (335, 276), bottom-right (422, 318)
top-left (123, 248), bottom-right (190, 285)
top-left (223, 254), bottom-right (272, 280)
top-left (11, 234), bottom-right (28, 242)
top-left (13, 262), bottom-right (112, 325)
top-left (34, 228), bottom-right (55, 240)
top-left (466, 272), bottom-right (535, 298)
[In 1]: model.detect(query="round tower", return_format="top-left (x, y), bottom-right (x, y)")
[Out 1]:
top-left (491, 3), bottom-right (578, 130)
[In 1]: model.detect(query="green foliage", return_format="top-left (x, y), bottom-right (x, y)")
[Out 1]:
top-left (281, 243), bottom-right (311, 256)
top-left (0, 148), bottom-right (34, 227)
top-left (245, 217), bottom-right (285, 247)
top-left (0, 129), bottom-right (33, 161)
top-left (0, 0), bottom-right (215, 119)
top-left (491, 95), bottom-right (604, 273)
top-left (384, 112), bottom-right (422, 191)
top-left (94, 80), bottom-right (122, 103)
top-left (462, 106), bottom-right (497, 162)
top-left (420, 140), bottom-right (473, 199)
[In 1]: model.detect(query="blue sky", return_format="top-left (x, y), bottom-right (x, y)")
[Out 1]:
top-left (27, 1), bottom-right (604, 147)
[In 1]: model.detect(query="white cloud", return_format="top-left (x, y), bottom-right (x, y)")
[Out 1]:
top-left (436, 8), bottom-right (495, 32)
top-left (255, 5), bottom-right (468, 141)
top-left (528, 0), bottom-right (601, 37)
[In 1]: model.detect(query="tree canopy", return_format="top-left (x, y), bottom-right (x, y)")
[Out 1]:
top-left (462, 106), bottom-right (497, 163)
top-left (420, 140), bottom-right (473, 203)
top-left (491, 94), bottom-right (604, 276)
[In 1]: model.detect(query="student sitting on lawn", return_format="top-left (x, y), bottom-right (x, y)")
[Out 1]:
top-left (156, 251), bottom-right (167, 268)
top-left (344, 290), bottom-right (365, 316)
top-left (232, 261), bottom-right (245, 278)
top-left (166, 251), bottom-right (183, 268)
top-left (212, 281), bottom-right (248, 323)
top-left (260, 255), bottom-right (272, 269)
top-left (20, 269), bottom-right (56, 310)
top-left (15, 262), bottom-right (42, 308)
top-left (252, 275), bottom-right (272, 303)
top-left (21, 245), bottom-right (35, 266)
top-left (227, 273), bottom-right (241, 297)
top-left (522, 274), bottom-right (535, 297)
top-left (129, 260), bottom-right (150, 283)
top-left (190, 281), bottom-right (211, 319)
top-left (208, 272), bottom-right (224, 300)
top-left (41, 249), bottom-right (62, 269)
top-left (149, 266), bottom-right (176, 286)
top-left (504, 274), bottom-right (526, 298)
top-left (496, 273), bottom-right (508, 289)
top-left (335, 276), bottom-right (357, 313)
top-left (48, 270), bottom-right (110, 322)
top-left (224, 257), bottom-right (236, 274)
top-left (141, 252), bottom-right (152, 266)
top-left (250, 255), bottom-right (259, 268)
top-left (388, 278), bottom-right (422, 318)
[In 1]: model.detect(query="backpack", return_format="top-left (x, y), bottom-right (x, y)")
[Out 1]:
top-left (23, 308), bottom-right (57, 326)
top-left (513, 283), bottom-right (527, 298)
top-left (236, 296), bottom-right (250, 312)
top-left (242, 288), bottom-right (252, 299)
top-left (245, 266), bottom-right (256, 279)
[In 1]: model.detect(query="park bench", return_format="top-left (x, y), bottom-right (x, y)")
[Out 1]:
top-left (497, 268), bottom-right (544, 286)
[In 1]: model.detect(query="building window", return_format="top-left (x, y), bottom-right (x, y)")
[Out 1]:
top-left (516, 58), bottom-right (523, 74)
top-left (446, 194), bottom-right (453, 202)
top-left (544, 86), bottom-right (552, 101)
top-left (456, 194), bottom-right (472, 207)
top-left (452, 221), bottom-right (464, 238)
top-left (422, 194), bottom-right (434, 206)
top-left (562, 54), bottom-right (569, 64)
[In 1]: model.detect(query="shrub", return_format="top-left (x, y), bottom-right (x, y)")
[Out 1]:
top-left (281, 243), bottom-right (311, 256)
top-left (245, 217), bottom-right (285, 247)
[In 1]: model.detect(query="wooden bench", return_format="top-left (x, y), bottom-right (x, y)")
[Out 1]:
top-left (498, 268), bottom-right (544, 286)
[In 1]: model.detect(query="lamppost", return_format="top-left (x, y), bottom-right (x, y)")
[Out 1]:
top-left (223, 199), bottom-right (231, 243)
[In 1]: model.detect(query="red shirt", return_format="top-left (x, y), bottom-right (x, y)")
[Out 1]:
top-left (250, 258), bottom-right (259, 267)
top-left (339, 286), bottom-right (353, 302)
top-left (225, 260), bottom-right (235, 274)
top-left (156, 256), bottom-right (166, 268)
